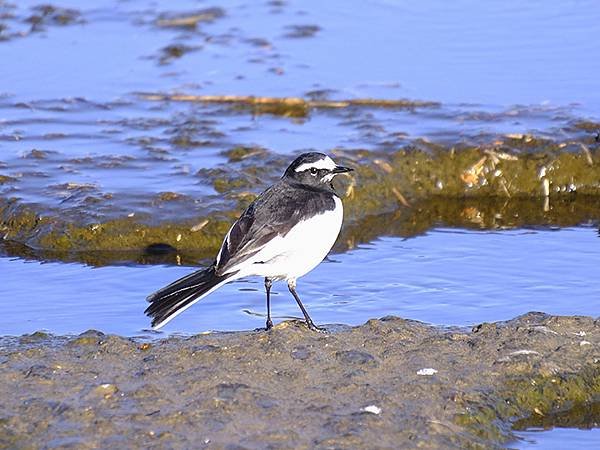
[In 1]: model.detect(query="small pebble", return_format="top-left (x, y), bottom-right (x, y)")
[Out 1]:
top-left (417, 368), bottom-right (438, 376)
top-left (509, 350), bottom-right (539, 356)
top-left (92, 383), bottom-right (118, 399)
top-left (361, 405), bottom-right (382, 415)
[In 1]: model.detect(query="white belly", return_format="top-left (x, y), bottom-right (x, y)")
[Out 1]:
top-left (238, 197), bottom-right (343, 280)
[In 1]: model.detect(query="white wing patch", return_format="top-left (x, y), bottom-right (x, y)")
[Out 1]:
top-left (295, 155), bottom-right (336, 173)
top-left (215, 223), bottom-right (234, 266)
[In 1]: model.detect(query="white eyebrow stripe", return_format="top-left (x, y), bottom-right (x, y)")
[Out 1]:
top-left (294, 156), bottom-right (336, 172)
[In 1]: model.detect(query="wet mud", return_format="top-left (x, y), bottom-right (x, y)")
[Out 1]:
top-left (0, 313), bottom-right (598, 448)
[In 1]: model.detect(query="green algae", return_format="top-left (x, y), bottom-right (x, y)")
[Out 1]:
top-left (155, 7), bottom-right (225, 29)
top-left (455, 366), bottom-right (600, 443)
top-left (507, 368), bottom-right (600, 417)
top-left (206, 143), bottom-right (600, 218)
top-left (223, 146), bottom-right (268, 162)
top-left (158, 44), bottom-right (200, 65)
top-left (374, 145), bottom-right (596, 198)
top-left (341, 144), bottom-right (600, 223)
top-left (2, 144), bottom-right (600, 265)
top-left (212, 175), bottom-right (258, 194)
top-left (513, 400), bottom-right (600, 430)
top-left (0, 200), bottom-right (231, 265)
top-left (232, 100), bottom-right (310, 118)
top-left (26, 5), bottom-right (83, 28)
top-left (35, 216), bottom-right (232, 257)
top-left (139, 93), bottom-right (440, 118)
top-left (3, 194), bottom-right (599, 266)
top-left (337, 195), bottom-right (600, 253)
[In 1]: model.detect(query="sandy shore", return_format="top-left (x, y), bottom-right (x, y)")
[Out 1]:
top-left (0, 312), bottom-right (598, 448)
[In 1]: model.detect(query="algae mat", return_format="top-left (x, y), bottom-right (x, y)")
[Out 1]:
top-left (1, 313), bottom-right (598, 448)
top-left (3, 141), bottom-right (600, 266)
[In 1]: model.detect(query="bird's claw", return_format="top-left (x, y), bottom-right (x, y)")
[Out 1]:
top-left (306, 321), bottom-right (327, 333)
top-left (254, 319), bottom-right (273, 332)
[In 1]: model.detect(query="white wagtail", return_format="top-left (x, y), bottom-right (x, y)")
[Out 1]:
top-left (145, 152), bottom-right (353, 331)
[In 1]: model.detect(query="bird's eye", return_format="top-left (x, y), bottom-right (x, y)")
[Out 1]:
top-left (310, 168), bottom-right (318, 175)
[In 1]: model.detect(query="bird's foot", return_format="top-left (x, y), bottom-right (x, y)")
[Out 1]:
top-left (255, 319), bottom-right (273, 332)
top-left (306, 321), bottom-right (327, 333)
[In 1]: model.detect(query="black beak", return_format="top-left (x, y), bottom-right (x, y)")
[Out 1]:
top-left (332, 165), bottom-right (354, 174)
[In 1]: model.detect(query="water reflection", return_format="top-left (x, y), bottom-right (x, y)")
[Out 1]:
top-left (1, 196), bottom-right (599, 266)
top-left (514, 402), bottom-right (600, 431)
top-left (516, 427), bottom-right (600, 449)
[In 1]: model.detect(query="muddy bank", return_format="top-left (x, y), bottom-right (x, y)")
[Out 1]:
top-left (0, 313), bottom-right (598, 448)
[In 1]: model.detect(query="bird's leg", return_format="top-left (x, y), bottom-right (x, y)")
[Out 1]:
top-left (265, 277), bottom-right (273, 330)
top-left (287, 279), bottom-right (325, 332)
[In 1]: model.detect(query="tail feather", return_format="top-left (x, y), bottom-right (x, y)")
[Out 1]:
top-left (145, 265), bottom-right (232, 329)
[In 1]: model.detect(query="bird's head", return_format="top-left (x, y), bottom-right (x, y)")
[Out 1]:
top-left (283, 152), bottom-right (353, 191)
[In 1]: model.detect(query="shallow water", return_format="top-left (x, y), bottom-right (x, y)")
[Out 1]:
top-left (2, 226), bottom-right (598, 337)
top-left (3, 0), bottom-right (600, 110)
top-left (516, 427), bottom-right (600, 449)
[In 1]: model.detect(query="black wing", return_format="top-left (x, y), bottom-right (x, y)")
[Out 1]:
top-left (214, 181), bottom-right (336, 276)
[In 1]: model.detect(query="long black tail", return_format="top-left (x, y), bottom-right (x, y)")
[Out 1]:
top-left (145, 265), bottom-right (231, 329)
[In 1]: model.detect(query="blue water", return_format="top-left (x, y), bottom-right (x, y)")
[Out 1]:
top-left (2, 227), bottom-right (598, 337)
top-left (3, 0), bottom-right (600, 113)
top-left (516, 427), bottom-right (600, 449)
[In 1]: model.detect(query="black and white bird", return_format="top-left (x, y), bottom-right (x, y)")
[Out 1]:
top-left (145, 152), bottom-right (353, 331)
